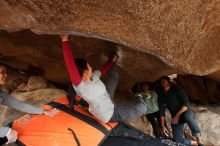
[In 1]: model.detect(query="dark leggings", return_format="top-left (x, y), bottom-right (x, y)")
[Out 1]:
top-left (146, 111), bottom-right (161, 138)
top-left (106, 68), bottom-right (147, 122)
top-left (0, 137), bottom-right (8, 145)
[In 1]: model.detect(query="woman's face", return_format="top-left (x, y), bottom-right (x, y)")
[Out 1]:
top-left (142, 84), bottom-right (149, 91)
top-left (0, 66), bottom-right (7, 85)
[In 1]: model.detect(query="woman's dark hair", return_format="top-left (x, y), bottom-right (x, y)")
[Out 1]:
top-left (75, 58), bottom-right (88, 77)
top-left (140, 81), bottom-right (152, 91)
top-left (0, 63), bottom-right (4, 68)
top-left (26, 66), bottom-right (45, 76)
top-left (159, 76), bottom-right (171, 84)
top-left (0, 64), bottom-right (6, 72)
top-left (131, 82), bottom-right (142, 93)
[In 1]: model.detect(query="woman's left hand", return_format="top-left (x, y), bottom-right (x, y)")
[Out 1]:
top-left (172, 115), bottom-right (180, 125)
top-left (43, 108), bottom-right (59, 116)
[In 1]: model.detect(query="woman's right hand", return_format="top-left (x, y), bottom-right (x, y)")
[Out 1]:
top-left (6, 129), bottom-right (18, 144)
top-left (162, 127), bottom-right (170, 137)
top-left (111, 54), bottom-right (119, 63)
top-left (60, 35), bottom-right (69, 41)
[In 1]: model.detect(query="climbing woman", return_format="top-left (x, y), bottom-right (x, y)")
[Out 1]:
top-left (60, 35), bottom-right (147, 123)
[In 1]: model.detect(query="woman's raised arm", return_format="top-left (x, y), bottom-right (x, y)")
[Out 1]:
top-left (60, 35), bottom-right (81, 86)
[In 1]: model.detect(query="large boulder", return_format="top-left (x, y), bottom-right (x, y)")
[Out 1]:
top-left (26, 76), bottom-right (48, 91)
top-left (0, 2), bottom-right (220, 144)
top-left (0, 30), bottom-right (178, 93)
top-left (0, 1), bottom-right (220, 102)
top-left (0, 0), bottom-right (220, 76)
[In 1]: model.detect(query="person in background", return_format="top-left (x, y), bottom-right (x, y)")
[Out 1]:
top-left (140, 82), bottom-right (161, 138)
top-left (158, 76), bottom-right (203, 146)
top-left (0, 64), bottom-right (59, 145)
top-left (60, 35), bottom-right (147, 123)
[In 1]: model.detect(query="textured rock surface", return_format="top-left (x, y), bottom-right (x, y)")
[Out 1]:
top-left (11, 88), bottom-right (67, 103)
top-left (1, 1), bottom-right (220, 96)
top-left (0, 2), bottom-right (220, 145)
top-left (2, 30), bottom-right (220, 102)
top-left (187, 105), bottom-right (220, 146)
top-left (176, 75), bottom-right (220, 103)
top-left (0, 0), bottom-right (220, 76)
top-left (27, 76), bottom-right (48, 91)
top-left (0, 30), bottom-right (179, 93)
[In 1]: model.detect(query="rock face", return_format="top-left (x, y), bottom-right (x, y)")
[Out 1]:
top-left (27, 76), bottom-right (48, 91)
top-left (176, 75), bottom-right (220, 103)
top-left (0, 1), bottom-right (220, 102)
top-left (1, 30), bottom-right (220, 101)
top-left (0, 0), bottom-right (220, 76)
top-left (0, 30), bottom-right (179, 92)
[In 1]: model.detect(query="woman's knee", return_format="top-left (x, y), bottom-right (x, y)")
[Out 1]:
top-left (183, 109), bottom-right (196, 120)
top-left (112, 70), bottom-right (119, 80)
top-left (109, 68), bottom-right (119, 79)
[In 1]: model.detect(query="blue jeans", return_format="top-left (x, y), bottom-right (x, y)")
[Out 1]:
top-left (171, 109), bottom-right (201, 146)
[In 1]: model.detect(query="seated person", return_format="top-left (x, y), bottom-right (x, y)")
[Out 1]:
top-left (140, 82), bottom-right (160, 138)
top-left (158, 76), bottom-right (203, 146)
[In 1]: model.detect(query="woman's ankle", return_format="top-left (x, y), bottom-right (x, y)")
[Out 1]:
top-left (196, 137), bottom-right (203, 144)
top-left (191, 140), bottom-right (198, 146)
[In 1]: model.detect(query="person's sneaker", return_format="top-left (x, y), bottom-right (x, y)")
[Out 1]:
top-left (198, 143), bottom-right (204, 146)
